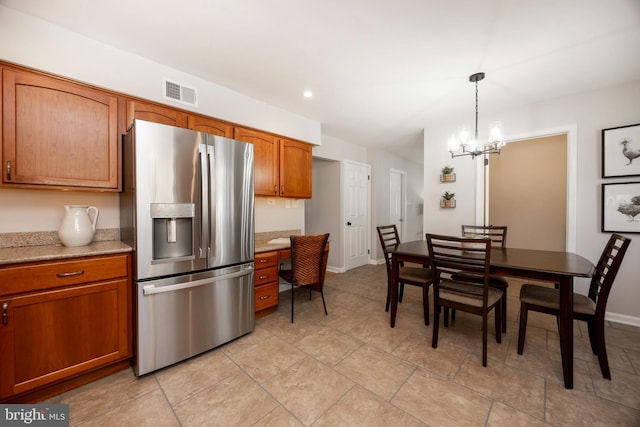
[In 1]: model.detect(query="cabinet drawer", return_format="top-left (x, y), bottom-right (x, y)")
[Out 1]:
top-left (0, 254), bottom-right (129, 296)
top-left (279, 249), bottom-right (291, 260)
top-left (255, 266), bottom-right (278, 286)
top-left (255, 283), bottom-right (278, 312)
top-left (255, 252), bottom-right (278, 269)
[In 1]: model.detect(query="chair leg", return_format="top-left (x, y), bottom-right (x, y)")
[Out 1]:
top-left (422, 284), bottom-right (430, 326)
top-left (595, 319), bottom-right (611, 379)
top-left (291, 284), bottom-right (295, 323)
top-left (309, 288), bottom-right (312, 300)
top-left (482, 314), bottom-right (488, 367)
top-left (320, 289), bottom-right (328, 316)
top-left (385, 285), bottom-right (390, 312)
top-left (495, 303), bottom-right (502, 344)
top-left (399, 283), bottom-right (405, 302)
top-left (443, 307), bottom-right (450, 327)
top-left (517, 303), bottom-right (528, 355)
top-left (385, 271), bottom-right (391, 312)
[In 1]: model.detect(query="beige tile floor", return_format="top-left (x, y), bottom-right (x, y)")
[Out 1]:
top-left (44, 264), bottom-right (640, 426)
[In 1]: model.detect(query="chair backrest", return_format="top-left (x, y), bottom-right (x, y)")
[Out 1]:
top-left (377, 225), bottom-right (400, 272)
top-left (290, 233), bottom-right (330, 286)
top-left (589, 233), bottom-right (631, 316)
top-left (425, 233), bottom-right (492, 302)
top-left (461, 225), bottom-right (507, 248)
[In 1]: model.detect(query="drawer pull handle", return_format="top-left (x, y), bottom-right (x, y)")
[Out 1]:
top-left (259, 295), bottom-right (270, 300)
top-left (259, 275), bottom-right (269, 279)
top-left (56, 270), bottom-right (85, 278)
top-left (259, 259), bottom-right (268, 263)
top-left (2, 303), bottom-right (7, 325)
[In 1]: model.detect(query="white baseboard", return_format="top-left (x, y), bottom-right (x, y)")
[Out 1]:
top-left (606, 312), bottom-right (640, 328)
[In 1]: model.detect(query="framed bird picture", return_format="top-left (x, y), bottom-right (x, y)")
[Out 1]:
top-left (602, 123), bottom-right (640, 178)
top-left (602, 182), bottom-right (640, 233)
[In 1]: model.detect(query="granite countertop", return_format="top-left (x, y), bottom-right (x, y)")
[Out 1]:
top-left (255, 239), bottom-right (291, 253)
top-left (254, 229), bottom-right (300, 253)
top-left (0, 241), bottom-right (132, 265)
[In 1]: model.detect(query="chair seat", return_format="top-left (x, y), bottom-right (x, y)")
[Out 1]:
top-left (520, 283), bottom-right (596, 315)
top-left (450, 272), bottom-right (508, 289)
top-left (439, 280), bottom-right (503, 308)
top-left (399, 266), bottom-right (433, 283)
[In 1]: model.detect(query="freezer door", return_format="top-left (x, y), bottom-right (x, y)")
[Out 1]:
top-left (207, 135), bottom-right (254, 268)
top-left (135, 264), bottom-right (255, 376)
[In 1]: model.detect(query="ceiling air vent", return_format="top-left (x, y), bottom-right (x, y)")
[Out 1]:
top-left (162, 78), bottom-right (198, 107)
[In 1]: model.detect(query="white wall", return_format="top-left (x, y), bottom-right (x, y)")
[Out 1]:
top-left (371, 149), bottom-right (424, 262)
top-left (423, 80), bottom-right (640, 323)
top-left (306, 159), bottom-right (342, 269)
top-left (0, 5), bottom-right (320, 235)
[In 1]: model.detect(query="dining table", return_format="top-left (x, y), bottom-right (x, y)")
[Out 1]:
top-left (388, 240), bottom-right (596, 389)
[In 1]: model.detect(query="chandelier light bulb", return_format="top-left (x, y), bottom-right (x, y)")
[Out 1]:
top-left (458, 128), bottom-right (469, 145)
top-left (490, 121), bottom-right (504, 144)
top-left (469, 137), bottom-right (477, 152)
top-left (448, 135), bottom-right (459, 152)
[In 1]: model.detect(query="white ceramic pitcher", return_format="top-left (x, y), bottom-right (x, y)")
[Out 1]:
top-left (58, 205), bottom-right (99, 247)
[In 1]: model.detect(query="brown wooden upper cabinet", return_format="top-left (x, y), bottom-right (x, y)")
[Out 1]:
top-left (126, 100), bottom-right (188, 130)
top-left (279, 137), bottom-right (312, 198)
top-left (187, 115), bottom-right (233, 137)
top-left (234, 127), bottom-right (312, 198)
top-left (2, 68), bottom-right (120, 190)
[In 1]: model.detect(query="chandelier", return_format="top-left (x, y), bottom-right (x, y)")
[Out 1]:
top-left (448, 72), bottom-right (505, 159)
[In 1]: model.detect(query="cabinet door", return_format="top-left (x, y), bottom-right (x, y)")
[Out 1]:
top-left (187, 115), bottom-right (232, 137)
top-left (2, 69), bottom-right (119, 190)
top-left (126, 100), bottom-right (188, 129)
top-left (0, 279), bottom-right (130, 399)
top-left (279, 138), bottom-right (312, 198)
top-left (234, 127), bottom-right (279, 196)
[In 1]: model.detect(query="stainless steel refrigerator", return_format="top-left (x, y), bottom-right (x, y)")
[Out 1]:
top-left (120, 119), bottom-right (254, 376)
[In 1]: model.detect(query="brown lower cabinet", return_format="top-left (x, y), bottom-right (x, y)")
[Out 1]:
top-left (254, 251), bottom-right (280, 312)
top-left (0, 253), bottom-right (132, 402)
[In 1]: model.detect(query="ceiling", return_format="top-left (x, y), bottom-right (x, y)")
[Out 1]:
top-left (2, 0), bottom-right (640, 161)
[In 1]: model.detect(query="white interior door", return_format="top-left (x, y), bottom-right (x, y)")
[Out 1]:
top-left (389, 169), bottom-right (406, 241)
top-left (344, 160), bottom-right (371, 270)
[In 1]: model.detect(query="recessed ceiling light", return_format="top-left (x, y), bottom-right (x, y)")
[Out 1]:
top-left (303, 90), bottom-right (313, 98)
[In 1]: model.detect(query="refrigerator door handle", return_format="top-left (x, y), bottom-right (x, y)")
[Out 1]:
top-left (142, 265), bottom-right (254, 296)
top-left (207, 144), bottom-right (215, 259)
top-left (198, 143), bottom-right (208, 259)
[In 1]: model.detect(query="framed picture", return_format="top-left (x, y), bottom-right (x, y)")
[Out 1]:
top-left (602, 182), bottom-right (640, 233)
top-left (602, 123), bottom-right (640, 178)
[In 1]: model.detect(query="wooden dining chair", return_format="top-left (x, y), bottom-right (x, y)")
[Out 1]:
top-left (278, 233), bottom-right (330, 323)
top-left (377, 225), bottom-right (433, 325)
top-left (517, 233), bottom-right (631, 379)
top-left (450, 225), bottom-right (509, 332)
top-left (426, 233), bottom-right (503, 367)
